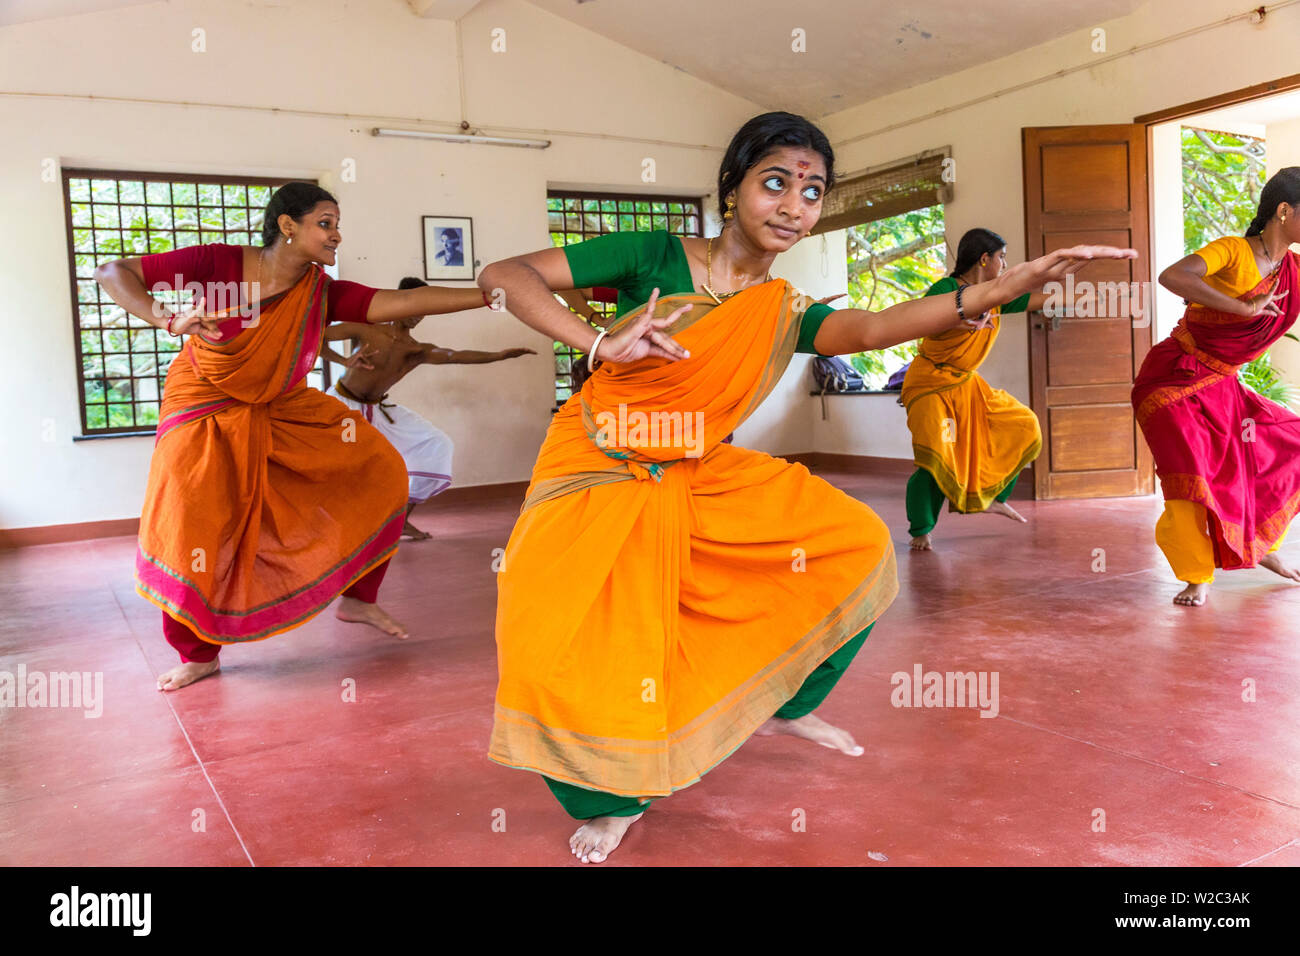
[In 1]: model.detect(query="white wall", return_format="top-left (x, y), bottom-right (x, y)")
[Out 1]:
top-left (9, 0), bottom-right (1300, 530)
top-left (733, 231), bottom-right (844, 452)
top-left (818, 0), bottom-right (1300, 413)
top-left (0, 0), bottom-right (790, 529)
top-left (1149, 121), bottom-right (1185, 343)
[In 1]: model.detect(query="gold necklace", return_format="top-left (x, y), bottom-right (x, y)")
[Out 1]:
top-left (703, 236), bottom-right (770, 304)
top-left (1257, 235), bottom-right (1280, 276)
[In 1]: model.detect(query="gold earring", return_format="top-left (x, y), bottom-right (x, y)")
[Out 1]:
top-left (723, 197), bottom-right (736, 222)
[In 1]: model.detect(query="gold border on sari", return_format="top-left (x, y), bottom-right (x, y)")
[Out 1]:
top-left (488, 546), bottom-right (899, 797)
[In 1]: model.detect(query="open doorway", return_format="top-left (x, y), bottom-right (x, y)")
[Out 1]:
top-left (1146, 85), bottom-right (1300, 403)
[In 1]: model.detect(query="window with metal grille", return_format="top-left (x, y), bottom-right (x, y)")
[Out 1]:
top-left (546, 190), bottom-right (703, 407)
top-left (63, 169), bottom-right (330, 437)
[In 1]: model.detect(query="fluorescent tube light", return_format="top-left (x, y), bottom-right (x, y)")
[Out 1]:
top-left (371, 128), bottom-right (551, 149)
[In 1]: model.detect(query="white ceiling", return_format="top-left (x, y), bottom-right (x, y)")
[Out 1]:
top-left (525, 0), bottom-right (1144, 116)
top-left (5, 0), bottom-right (1148, 117)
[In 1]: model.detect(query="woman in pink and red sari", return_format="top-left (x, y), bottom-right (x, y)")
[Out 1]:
top-left (95, 182), bottom-right (489, 689)
top-left (1133, 167), bottom-right (1300, 606)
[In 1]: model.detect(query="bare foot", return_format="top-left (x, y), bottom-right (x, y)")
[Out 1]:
top-left (986, 500), bottom-right (1027, 523)
top-left (570, 811), bottom-right (643, 864)
top-left (401, 519), bottom-right (432, 541)
top-left (1260, 553), bottom-right (1300, 582)
top-left (755, 712), bottom-right (864, 756)
top-left (335, 596), bottom-right (410, 639)
top-left (1173, 582), bottom-right (1209, 607)
top-left (156, 659), bottom-right (220, 692)
top-left (909, 533), bottom-right (933, 551)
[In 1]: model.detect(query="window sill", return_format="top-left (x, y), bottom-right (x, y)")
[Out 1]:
top-left (808, 390), bottom-right (902, 397)
top-left (73, 430), bottom-right (156, 441)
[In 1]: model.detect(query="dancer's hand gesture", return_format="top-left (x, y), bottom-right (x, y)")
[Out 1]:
top-left (1243, 287), bottom-right (1289, 317)
top-left (345, 343), bottom-right (380, 370)
top-left (168, 307), bottom-right (226, 341)
top-left (595, 287), bottom-right (692, 365)
top-left (996, 244), bottom-right (1138, 302)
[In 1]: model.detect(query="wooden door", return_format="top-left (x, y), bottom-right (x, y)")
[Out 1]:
top-left (1022, 124), bottom-right (1154, 499)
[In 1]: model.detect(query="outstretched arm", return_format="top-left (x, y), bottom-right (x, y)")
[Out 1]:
top-left (478, 248), bottom-right (689, 365)
top-left (812, 245), bottom-right (1138, 355)
top-left (421, 346), bottom-right (537, 365)
top-left (365, 286), bottom-right (489, 323)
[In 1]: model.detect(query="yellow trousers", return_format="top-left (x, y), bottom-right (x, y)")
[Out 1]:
top-left (1155, 500), bottom-right (1290, 583)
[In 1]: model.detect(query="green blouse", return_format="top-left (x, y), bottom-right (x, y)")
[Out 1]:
top-left (923, 275), bottom-right (1032, 313)
top-left (564, 230), bottom-right (834, 355)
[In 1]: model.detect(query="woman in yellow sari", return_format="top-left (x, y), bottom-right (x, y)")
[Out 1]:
top-left (479, 112), bottom-right (1135, 863)
top-left (902, 228), bottom-right (1057, 550)
top-left (95, 182), bottom-right (488, 690)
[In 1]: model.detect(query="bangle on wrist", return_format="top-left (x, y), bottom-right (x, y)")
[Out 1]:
top-left (588, 329), bottom-right (611, 373)
top-left (165, 313), bottom-right (180, 336)
top-left (481, 288), bottom-right (493, 308)
top-left (954, 284), bottom-right (968, 323)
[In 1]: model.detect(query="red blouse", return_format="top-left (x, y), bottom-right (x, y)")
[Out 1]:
top-left (141, 243), bottom-right (378, 342)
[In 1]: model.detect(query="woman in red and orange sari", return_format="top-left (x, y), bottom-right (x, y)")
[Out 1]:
top-left (95, 182), bottom-right (488, 690)
top-left (1133, 167), bottom-right (1300, 607)
top-left (479, 111), bottom-right (1136, 863)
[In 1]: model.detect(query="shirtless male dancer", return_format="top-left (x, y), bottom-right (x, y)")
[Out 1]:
top-left (324, 276), bottom-right (534, 538)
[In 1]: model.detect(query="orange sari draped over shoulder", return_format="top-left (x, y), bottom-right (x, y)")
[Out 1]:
top-left (490, 280), bottom-right (898, 798)
top-left (135, 265), bottom-right (407, 644)
top-left (900, 281), bottom-right (1041, 512)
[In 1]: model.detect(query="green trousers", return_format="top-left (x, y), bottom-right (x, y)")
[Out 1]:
top-left (544, 622), bottom-right (875, 819)
top-left (905, 467), bottom-right (1017, 538)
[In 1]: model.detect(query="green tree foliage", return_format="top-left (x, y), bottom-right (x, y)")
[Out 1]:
top-left (844, 205), bottom-right (946, 387)
top-left (1181, 127), bottom-right (1264, 255)
top-left (1179, 128), bottom-right (1292, 407)
top-left (71, 177), bottom-right (298, 430)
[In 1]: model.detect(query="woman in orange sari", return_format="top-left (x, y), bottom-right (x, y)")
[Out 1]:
top-left (1132, 167), bottom-right (1300, 606)
top-left (903, 228), bottom-right (1068, 550)
top-left (479, 111), bottom-right (1135, 863)
top-left (95, 182), bottom-right (488, 690)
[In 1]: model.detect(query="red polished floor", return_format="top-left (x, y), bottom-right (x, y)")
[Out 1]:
top-left (3, 467), bottom-right (1299, 867)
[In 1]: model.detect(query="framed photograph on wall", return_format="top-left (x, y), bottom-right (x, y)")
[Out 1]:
top-left (422, 216), bottom-right (475, 280)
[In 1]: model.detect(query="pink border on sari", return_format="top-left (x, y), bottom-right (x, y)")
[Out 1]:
top-left (135, 510), bottom-right (403, 643)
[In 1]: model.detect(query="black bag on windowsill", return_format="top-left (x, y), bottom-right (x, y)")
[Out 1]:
top-left (811, 355), bottom-right (866, 419)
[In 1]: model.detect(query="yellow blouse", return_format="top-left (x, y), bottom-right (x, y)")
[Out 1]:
top-left (1194, 236), bottom-right (1265, 299)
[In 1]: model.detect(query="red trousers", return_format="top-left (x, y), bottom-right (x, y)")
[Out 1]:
top-left (163, 559), bottom-right (390, 663)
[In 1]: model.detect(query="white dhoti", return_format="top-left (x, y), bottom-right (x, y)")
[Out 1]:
top-left (330, 383), bottom-right (453, 504)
